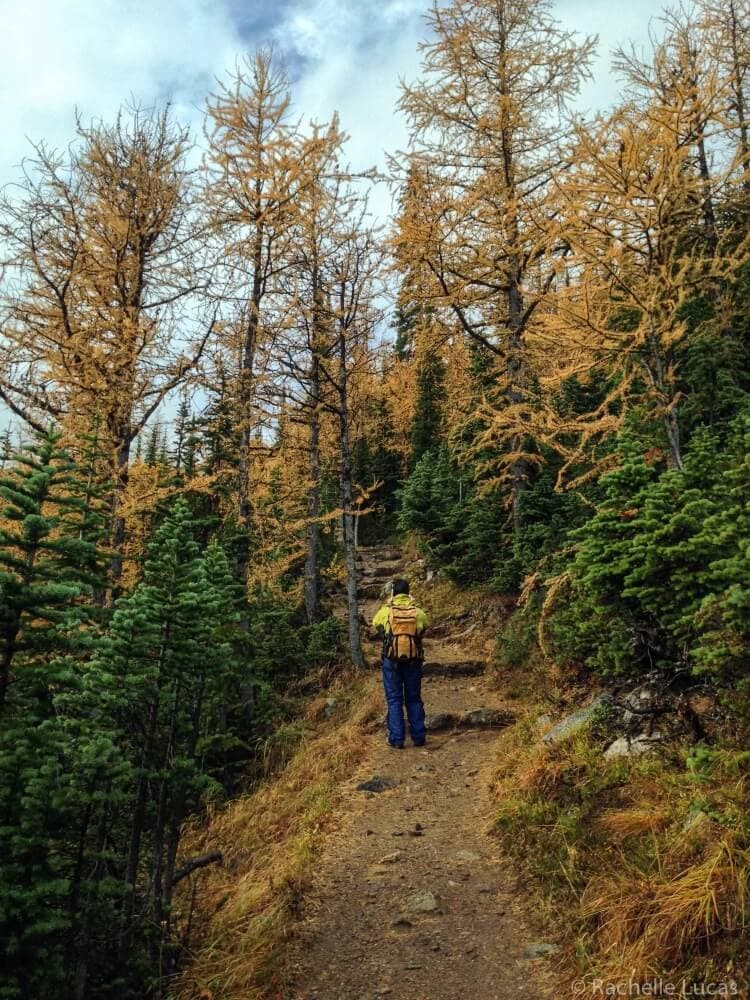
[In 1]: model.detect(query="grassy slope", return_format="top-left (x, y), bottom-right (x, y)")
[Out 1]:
top-left (489, 636), bottom-right (750, 993)
top-left (169, 671), bottom-right (382, 1000)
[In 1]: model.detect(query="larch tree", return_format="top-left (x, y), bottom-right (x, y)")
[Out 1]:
top-left (614, 7), bottom-right (727, 256)
top-left (203, 50), bottom-right (306, 594)
top-left (698, 0), bottom-right (750, 191)
top-left (0, 107), bottom-right (214, 589)
top-left (323, 193), bottom-right (383, 667)
top-left (276, 119), bottom-right (347, 625)
top-left (526, 10), bottom-right (750, 483)
top-left (394, 0), bottom-right (595, 529)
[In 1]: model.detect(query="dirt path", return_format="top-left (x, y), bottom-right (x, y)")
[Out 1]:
top-left (282, 548), bottom-right (556, 1000)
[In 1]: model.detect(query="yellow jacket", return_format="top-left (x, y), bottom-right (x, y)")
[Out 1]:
top-left (372, 593), bottom-right (428, 634)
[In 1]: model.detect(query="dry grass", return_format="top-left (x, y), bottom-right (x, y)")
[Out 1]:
top-left (168, 673), bottom-right (382, 1000)
top-left (418, 575), bottom-right (471, 624)
top-left (516, 749), bottom-right (567, 797)
top-left (582, 836), bottom-right (749, 980)
top-left (489, 701), bottom-right (750, 990)
top-left (596, 806), bottom-right (671, 841)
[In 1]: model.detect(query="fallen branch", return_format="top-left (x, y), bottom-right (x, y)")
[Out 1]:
top-left (172, 851), bottom-right (223, 886)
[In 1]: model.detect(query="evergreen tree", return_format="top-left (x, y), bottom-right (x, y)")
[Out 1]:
top-left (144, 425), bottom-right (161, 467)
top-left (691, 417), bottom-right (750, 694)
top-left (398, 447), bottom-right (461, 545)
top-left (92, 498), bottom-right (242, 979)
top-left (392, 300), bottom-right (418, 360)
top-left (0, 431), bottom-right (108, 710)
top-left (548, 427), bottom-right (745, 678)
top-left (410, 352), bottom-right (447, 469)
top-left (0, 432), bottom-right (114, 1000)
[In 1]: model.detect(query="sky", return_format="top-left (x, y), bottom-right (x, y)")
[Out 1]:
top-left (0, 0), bottom-right (662, 436)
top-left (0, 0), bottom-right (663, 222)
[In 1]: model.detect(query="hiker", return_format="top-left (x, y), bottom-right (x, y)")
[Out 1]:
top-left (372, 578), bottom-right (428, 749)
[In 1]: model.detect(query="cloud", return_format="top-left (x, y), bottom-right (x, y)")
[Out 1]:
top-left (269, 0), bottom-right (428, 222)
top-left (555, 0), bottom-right (665, 113)
top-left (0, 0), bottom-right (242, 179)
top-left (0, 0), bottom-right (659, 211)
top-left (265, 0), bottom-right (659, 222)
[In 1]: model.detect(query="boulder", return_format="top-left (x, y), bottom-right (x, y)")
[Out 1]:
top-left (542, 694), bottom-right (611, 746)
top-left (460, 707), bottom-right (514, 728)
top-left (425, 712), bottom-right (456, 732)
top-left (425, 708), bottom-right (514, 732)
top-left (604, 732), bottom-right (662, 760)
top-left (379, 851), bottom-right (402, 864)
top-left (682, 808), bottom-right (710, 834)
top-left (422, 660), bottom-right (485, 678)
top-left (621, 684), bottom-right (661, 724)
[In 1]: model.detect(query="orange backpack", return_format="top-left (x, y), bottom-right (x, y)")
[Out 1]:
top-left (386, 600), bottom-right (422, 663)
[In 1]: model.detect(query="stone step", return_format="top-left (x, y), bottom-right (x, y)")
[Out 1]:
top-left (425, 707), bottom-right (515, 732)
top-left (359, 564), bottom-right (406, 576)
top-left (422, 660), bottom-right (485, 678)
top-left (358, 569), bottom-right (402, 581)
top-left (357, 547), bottom-right (402, 560)
top-left (357, 556), bottom-right (403, 569)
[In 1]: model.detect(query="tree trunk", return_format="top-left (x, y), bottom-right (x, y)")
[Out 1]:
top-left (497, 18), bottom-right (528, 535)
top-left (72, 794), bottom-right (111, 1000)
top-left (1, 528), bottom-right (43, 710)
top-left (304, 346), bottom-right (322, 625)
top-left (236, 235), bottom-right (263, 597)
top-left (729, 0), bottom-right (750, 192)
top-left (118, 693), bottom-right (159, 963)
top-left (159, 680), bottom-right (203, 981)
top-left (647, 333), bottom-right (683, 471)
top-left (0, 620), bottom-right (19, 712)
top-left (336, 318), bottom-right (364, 668)
top-left (66, 800), bottom-right (92, 997)
top-left (150, 677), bottom-right (180, 978)
top-left (108, 435), bottom-right (131, 599)
top-left (695, 131), bottom-right (718, 254)
top-left (664, 405), bottom-right (684, 471)
top-left (506, 268), bottom-right (528, 536)
top-left (304, 266), bottom-right (326, 627)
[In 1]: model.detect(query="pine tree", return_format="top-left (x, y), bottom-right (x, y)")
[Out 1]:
top-left (691, 415), bottom-right (750, 689)
top-left (0, 430), bottom-right (108, 710)
top-left (410, 350), bottom-right (447, 469)
top-left (352, 398), bottom-right (402, 545)
top-left (0, 431), bottom-right (114, 1000)
top-left (89, 498), bottom-right (242, 979)
top-left (398, 447), bottom-right (462, 545)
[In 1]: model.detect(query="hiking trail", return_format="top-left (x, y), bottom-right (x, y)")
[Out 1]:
top-left (281, 546), bottom-right (557, 1000)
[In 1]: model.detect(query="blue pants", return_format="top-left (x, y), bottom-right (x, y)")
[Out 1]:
top-left (382, 658), bottom-right (426, 746)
